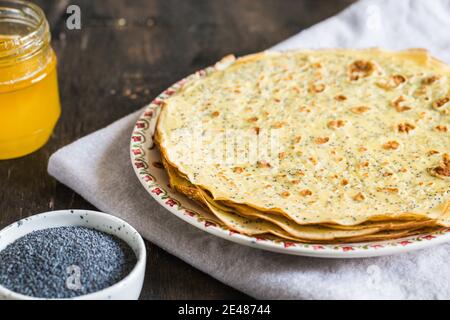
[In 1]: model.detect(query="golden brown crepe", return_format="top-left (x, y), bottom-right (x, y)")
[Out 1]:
top-left (155, 49), bottom-right (450, 243)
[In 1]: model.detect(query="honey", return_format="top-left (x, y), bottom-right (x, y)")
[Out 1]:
top-left (0, 1), bottom-right (61, 160)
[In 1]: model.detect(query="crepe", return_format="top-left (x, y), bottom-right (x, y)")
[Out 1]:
top-left (155, 49), bottom-right (450, 243)
top-left (163, 156), bottom-right (442, 243)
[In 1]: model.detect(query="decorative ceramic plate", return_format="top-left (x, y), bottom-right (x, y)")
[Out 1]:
top-left (130, 68), bottom-right (450, 258)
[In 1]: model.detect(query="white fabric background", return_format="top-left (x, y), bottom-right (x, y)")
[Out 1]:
top-left (48, 0), bottom-right (450, 299)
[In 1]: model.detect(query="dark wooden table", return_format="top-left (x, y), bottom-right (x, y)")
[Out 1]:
top-left (0, 0), bottom-right (355, 300)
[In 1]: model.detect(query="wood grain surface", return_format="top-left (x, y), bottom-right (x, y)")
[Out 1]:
top-left (0, 0), bottom-right (356, 300)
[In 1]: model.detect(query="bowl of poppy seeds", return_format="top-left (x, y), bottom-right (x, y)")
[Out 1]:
top-left (0, 210), bottom-right (146, 300)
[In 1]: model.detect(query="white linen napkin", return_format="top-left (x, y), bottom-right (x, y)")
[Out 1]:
top-left (48, 0), bottom-right (450, 300)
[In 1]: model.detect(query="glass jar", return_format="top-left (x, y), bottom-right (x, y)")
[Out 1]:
top-left (0, 0), bottom-right (61, 160)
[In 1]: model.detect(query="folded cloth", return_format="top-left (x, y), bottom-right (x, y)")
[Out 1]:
top-left (48, 0), bottom-right (450, 299)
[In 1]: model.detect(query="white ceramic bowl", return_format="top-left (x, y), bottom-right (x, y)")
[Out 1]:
top-left (0, 210), bottom-right (146, 300)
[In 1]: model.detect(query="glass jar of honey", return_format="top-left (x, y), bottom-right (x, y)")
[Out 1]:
top-left (0, 0), bottom-right (61, 160)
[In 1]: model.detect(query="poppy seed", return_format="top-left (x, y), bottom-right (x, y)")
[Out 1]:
top-left (0, 227), bottom-right (136, 299)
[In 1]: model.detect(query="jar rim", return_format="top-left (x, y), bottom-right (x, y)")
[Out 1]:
top-left (0, 0), bottom-right (50, 62)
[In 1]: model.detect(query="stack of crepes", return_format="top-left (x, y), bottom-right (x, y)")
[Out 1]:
top-left (155, 49), bottom-right (450, 244)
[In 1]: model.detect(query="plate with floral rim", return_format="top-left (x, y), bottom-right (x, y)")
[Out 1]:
top-left (130, 66), bottom-right (450, 258)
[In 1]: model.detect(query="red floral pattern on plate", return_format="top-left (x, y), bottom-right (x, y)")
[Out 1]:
top-left (165, 199), bottom-right (177, 207)
top-left (284, 242), bottom-right (296, 248)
